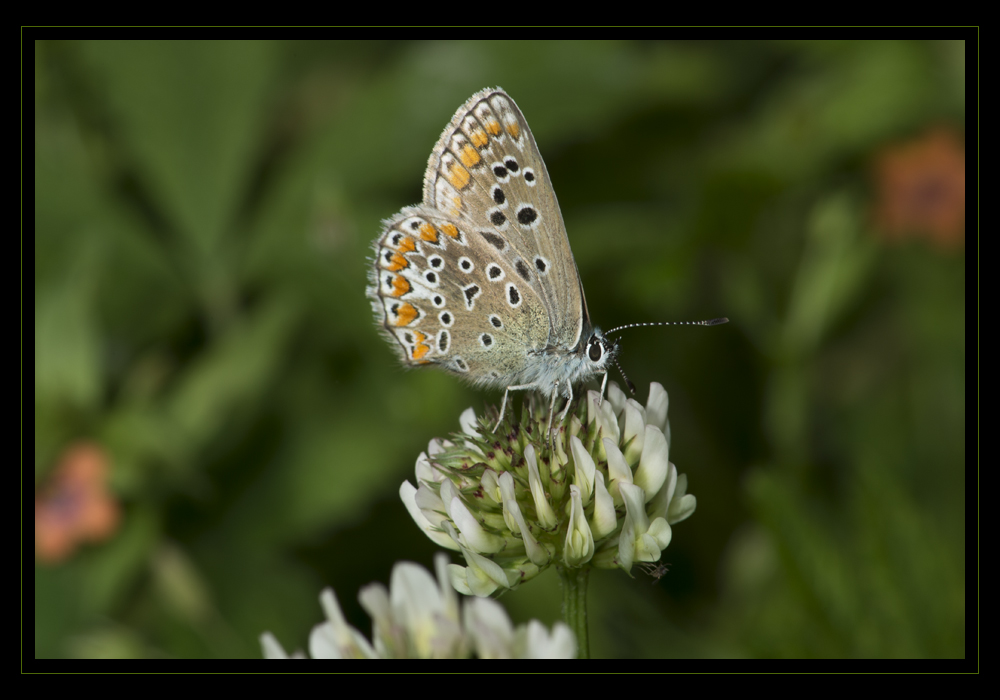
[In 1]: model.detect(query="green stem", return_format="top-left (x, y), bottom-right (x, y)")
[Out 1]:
top-left (556, 565), bottom-right (590, 659)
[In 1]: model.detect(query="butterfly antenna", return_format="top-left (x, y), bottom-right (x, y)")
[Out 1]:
top-left (604, 318), bottom-right (726, 394)
top-left (604, 318), bottom-right (729, 336)
top-left (612, 352), bottom-right (636, 394)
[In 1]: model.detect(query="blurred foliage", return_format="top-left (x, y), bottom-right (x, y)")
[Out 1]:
top-left (33, 40), bottom-right (967, 659)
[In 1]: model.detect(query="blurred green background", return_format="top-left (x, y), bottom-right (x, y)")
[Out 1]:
top-left (34, 40), bottom-right (966, 659)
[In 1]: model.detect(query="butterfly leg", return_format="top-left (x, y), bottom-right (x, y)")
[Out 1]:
top-left (557, 380), bottom-right (574, 422)
top-left (597, 371), bottom-right (609, 405)
top-left (540, 380), bottom-right (577, 444)
top-left (495, 383), bottom-right (540, 432)
top-left (544, 382), bottom-right (561, 438)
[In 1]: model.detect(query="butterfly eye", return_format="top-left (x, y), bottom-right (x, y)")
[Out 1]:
top-left (588, 338), bottom-right (604, 362)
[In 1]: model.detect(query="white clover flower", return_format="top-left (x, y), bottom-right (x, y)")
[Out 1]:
top-left (399, 382), bottom-right (697, 595)
top-left (260, 554), bottom-right (575, 659)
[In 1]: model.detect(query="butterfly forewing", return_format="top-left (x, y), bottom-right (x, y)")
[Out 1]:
top-left (422, 88), bottom-right (589, 355)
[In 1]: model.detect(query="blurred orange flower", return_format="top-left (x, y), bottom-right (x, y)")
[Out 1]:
top-left (35, 442), bottom-right (121, 564)
top-left (873, 127), bottom-right (965, 250)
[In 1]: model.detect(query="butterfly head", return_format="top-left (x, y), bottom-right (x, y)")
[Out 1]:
top-left (585, 329), bottom-right (637, 394)
top-left (583, 329), bottom-right (614, 369)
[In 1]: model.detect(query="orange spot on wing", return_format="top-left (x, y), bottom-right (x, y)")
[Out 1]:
top-left (395, 236), bottom-right (416, 253)
top-left (389, 275), bottom-right (410, 297)
top-left (470, 129), bottom-right (488, 148)
top-left (419, 223), bottom-right (439, 243)
top-left (385, 252), bottom-right (408, 272)
top-left (459, 144), bottom-right (481, 167)
top-left (445, 161), bottom-right (471, 190)
top-left (440, 222), bottom-right (460, 238)
top-left (394, 303), bottom-right (419, 326)
top-left (506, 122), bottom-right (520, 139)
top-left (485, 119), bottom-right (501, 136)
top-left (411, 331), bottom-right (431, 361)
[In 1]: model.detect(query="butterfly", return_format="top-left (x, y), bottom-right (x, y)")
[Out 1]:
top-left (368, 88), bottom-right (726, 431)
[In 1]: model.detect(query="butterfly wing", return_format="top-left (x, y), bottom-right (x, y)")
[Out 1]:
top-left (369, 206), bottom-right (550, 388)
top-left (422, 88), bottom-right (590, 355)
